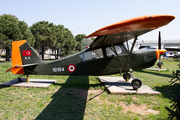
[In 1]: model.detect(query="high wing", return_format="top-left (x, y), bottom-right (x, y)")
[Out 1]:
top-left (86, 14), bottom-right (175, 50)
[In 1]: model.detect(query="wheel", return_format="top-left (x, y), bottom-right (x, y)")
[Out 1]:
top-left (18, 77), bottom-right (22, 82)
top-left (131, 78), bottom-right (142, 90)
top-left (123, 72), bottom-right (131, 82)
top-left (157, 61), bottom-right (163, 69)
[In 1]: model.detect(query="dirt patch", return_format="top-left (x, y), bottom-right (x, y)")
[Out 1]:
top-left (87, 90), bottom-right (104, 101)
top-left (88, 90), bottom-right (104, 94)
top-left (120, 102), bottom-right (159, 115)
top-left (71, 89), bottom-right (159, 115)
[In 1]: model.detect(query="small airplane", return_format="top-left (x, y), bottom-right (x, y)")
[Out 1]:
top-left (6, 14), bottom-right (175, 90)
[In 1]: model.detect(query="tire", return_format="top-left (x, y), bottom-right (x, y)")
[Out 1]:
top-left (157, 61), bottom-right (163, 68)
top-left (18, 78), bottom-right (22, 82)
top-left (131, 78), bottom-right (142, 90)
top-left (123, 72), bottom-right (131, 82)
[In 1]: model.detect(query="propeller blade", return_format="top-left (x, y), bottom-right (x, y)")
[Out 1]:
top-left (158, 31), bottom-right (161, 50)
top-left (157, 31), bottom-right (166, 69)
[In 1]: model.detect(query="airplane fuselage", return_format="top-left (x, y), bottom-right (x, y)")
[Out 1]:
top-left (22, 43), bottom-right (157, 76)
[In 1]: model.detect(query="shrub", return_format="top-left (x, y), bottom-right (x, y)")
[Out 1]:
top-left (166, 64), bottom-right (180, 119)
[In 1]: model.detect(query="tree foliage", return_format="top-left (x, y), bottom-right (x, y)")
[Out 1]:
top-left (18, 21), bottom-right (35, 46)
top-left (166, 63), bottom-right (180, 119)
top-left (0, 14), bottom-right (80, 61)
top-left (51, 25), bottom-right (65, 50)
top-left (75, 34), bottom-right (86, 51)
top-left (0, 14), bottom-right (35, 61)
top-left (30, 21), bottom-right (78, 59)
top-left (30, 21), bottom-right (55, 60)
top-left (50, 25), bottom-right (66, 59)
top-left (62, 28), bottom-right (77, 56)
top-left (0, 14), bottom-right (22, 47)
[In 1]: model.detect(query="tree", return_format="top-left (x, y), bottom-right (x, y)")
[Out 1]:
top-left (166, 64), bottom-right (180, 119)
top-left (63, 28), bottom-right (77, 56)
top-left (0, 14), bottom-right (34, 61)
top-left (75, 34), bottom-right (86, 51)
top-left (51, 25), bottom-right (66, 59)
top-left (18, 21), bottom-right (35, 46)
top-left (30, 21), bottom-right (55, 60)
top-left (0, 14), bottom-right (22, 61)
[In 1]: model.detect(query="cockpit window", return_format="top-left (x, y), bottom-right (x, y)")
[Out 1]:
top-left (79, 48), bottom-right (103, 62)
top-left (123, 41), bottom-right (139, 52)
top-left (106, 45), bottom-right (126, 57)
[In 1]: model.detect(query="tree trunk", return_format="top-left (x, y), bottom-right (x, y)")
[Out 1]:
top-left (42, 46), bottom-right (44, 60)
top-left (6, 47), bottom-right (10, 61)
top-left (56, 49), bottom-right (58, 59)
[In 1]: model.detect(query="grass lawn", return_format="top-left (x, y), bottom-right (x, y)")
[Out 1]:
top-left (0, 58), bottom-right (179, 120)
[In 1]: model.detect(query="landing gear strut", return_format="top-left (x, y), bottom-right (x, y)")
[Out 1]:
top-left (17, 74), bottom-right (29, 83)
top-left (123, 69), bottom-right (142, 90)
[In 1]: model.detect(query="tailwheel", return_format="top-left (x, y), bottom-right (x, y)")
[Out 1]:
top-left (123, 72), bottom-right (131, 82)
top-left (18, 77), bottom-right (22, 82)
top-left (131, 78), bottom-right (142, 90)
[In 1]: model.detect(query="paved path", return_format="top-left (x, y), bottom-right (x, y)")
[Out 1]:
top-left (98, 76), bottom-right (161, 95)
top-left (0, 78), bottom-right (57, 88)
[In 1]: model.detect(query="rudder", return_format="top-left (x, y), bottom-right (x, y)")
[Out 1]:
top-left (11, 40), bottom-right (26, 74)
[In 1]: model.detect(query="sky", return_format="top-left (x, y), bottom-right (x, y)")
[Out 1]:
top-left (0, 0), bottom-right (179, 41)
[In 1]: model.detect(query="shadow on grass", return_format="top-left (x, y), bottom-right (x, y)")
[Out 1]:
top-left (136, 69), bottom-right (175, 99)
top-left (136, 69), bottom-right (173, 79)
top-left (35, 76), bottom-right (102, 120)
top-left (155, 85), bottom-right (174, 99)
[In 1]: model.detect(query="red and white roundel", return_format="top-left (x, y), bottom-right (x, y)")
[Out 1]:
top-left (67, 64), bottom-right (76, 73)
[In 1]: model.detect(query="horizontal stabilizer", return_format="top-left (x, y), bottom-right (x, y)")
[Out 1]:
top-left (6, 63), bottom-right (38, 73)
top-left (17, 63), bottom-right (38, 68)
top-left (6, 64), bottom-right (21, 73)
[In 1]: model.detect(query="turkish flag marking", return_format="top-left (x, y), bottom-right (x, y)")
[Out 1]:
top-left (22, 50), bottom-right (31, 56)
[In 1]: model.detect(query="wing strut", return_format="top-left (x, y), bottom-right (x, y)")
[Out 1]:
top-left (109, 40), bottom-right (125, 70)
top-left (124, 36), bottom-right (138, 70)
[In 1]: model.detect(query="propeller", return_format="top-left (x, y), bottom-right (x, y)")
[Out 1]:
top-left (156, 31), bottom-right (166, 69)
top-left (158, 31), bottom-right (161, 50)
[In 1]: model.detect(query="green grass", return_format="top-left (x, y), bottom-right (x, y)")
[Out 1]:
top-left (0, 58), bottom-right (179, 119)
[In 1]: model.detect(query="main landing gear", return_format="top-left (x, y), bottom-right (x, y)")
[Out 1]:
top-left (123, 70), bottom-right (142, 90)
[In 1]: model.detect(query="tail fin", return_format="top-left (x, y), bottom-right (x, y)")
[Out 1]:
top-left (6, 40), bottom-right (42, 74)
